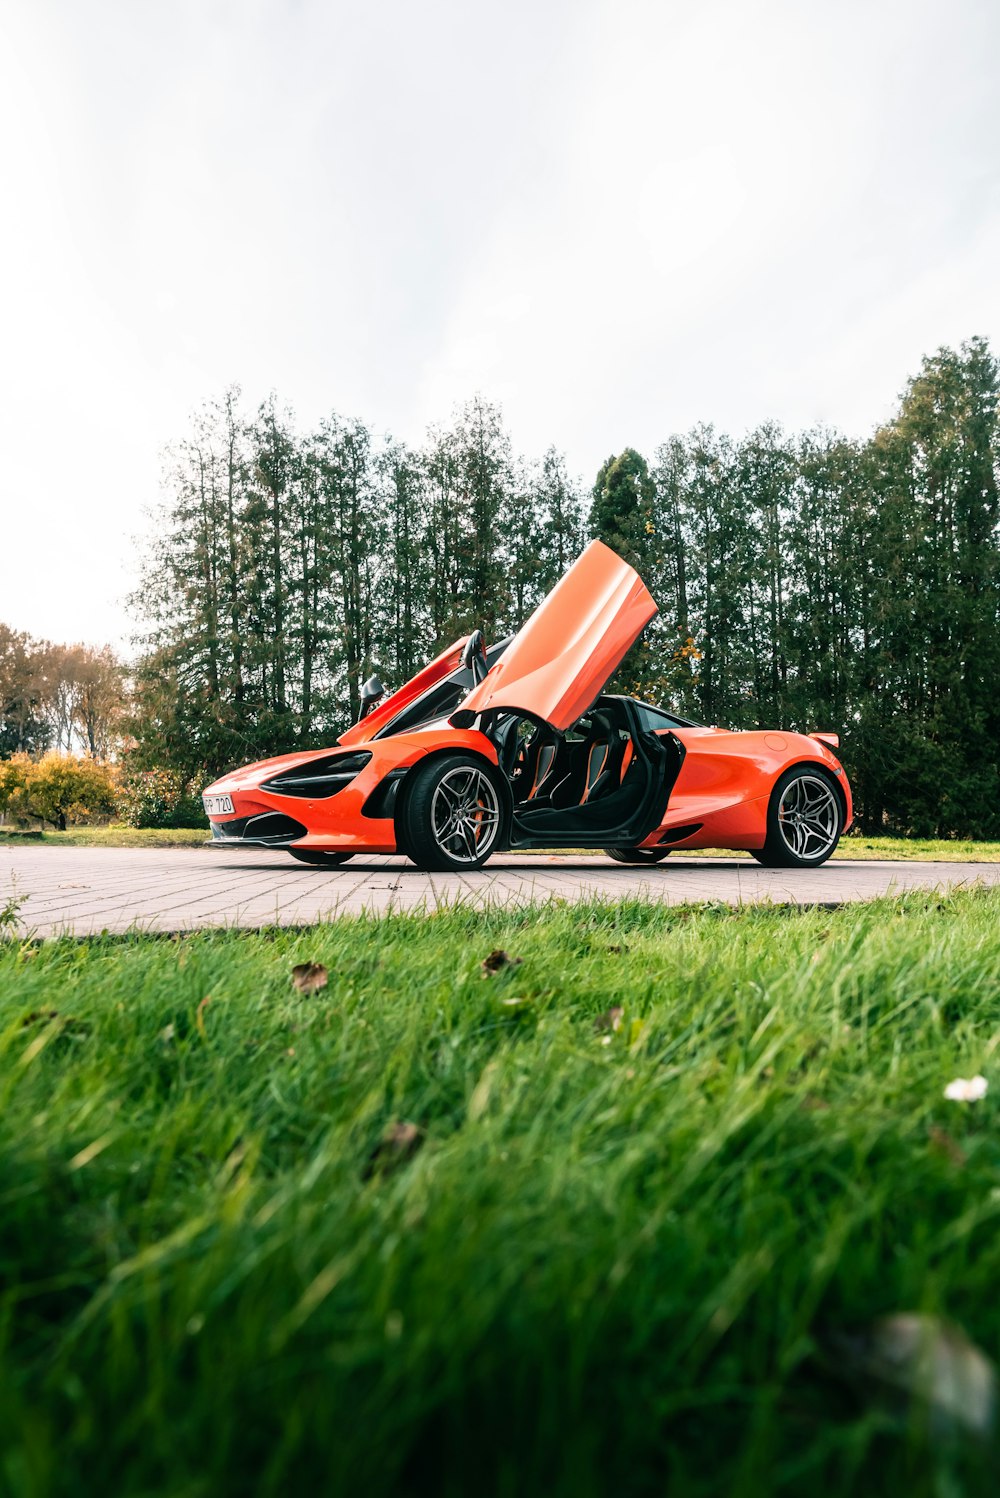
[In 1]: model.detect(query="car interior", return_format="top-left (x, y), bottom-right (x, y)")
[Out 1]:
top-left (496, 706), bottom-right (626, 806)
top-left (492, 697), bottom-right (680, 842)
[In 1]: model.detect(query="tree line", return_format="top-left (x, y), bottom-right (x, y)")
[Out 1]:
top-left (10, 336), bottom-right (998, 840)
top-left (131, 391), bottom-right (586, 776)
top-left (0, 628), bottom-right (123, 760)
top-left (599, 337), bottom-right (1000, 836)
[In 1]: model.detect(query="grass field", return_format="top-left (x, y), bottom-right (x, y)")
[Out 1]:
top-left (0, 825), bottom-right (210, 848)
top-left (3, 891), bottom-right (1000, 1495)
top-left (2, 824), bottom-right (1000, 860)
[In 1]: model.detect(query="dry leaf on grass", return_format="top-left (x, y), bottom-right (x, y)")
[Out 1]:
top-left (291, 962), bottom-right (328, 995)
top-left (595, 1006), bottom-right (624, 1038)
top-left (364, 1121), bottom-right (424, 1179)
top-left (481, 949), bottom-right (522, 977)
top-left (828, 1313), bottom-right (996, 1439)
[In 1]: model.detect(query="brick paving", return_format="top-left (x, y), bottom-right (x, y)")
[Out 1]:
top-left (2, 845), bottom-right (999, 939)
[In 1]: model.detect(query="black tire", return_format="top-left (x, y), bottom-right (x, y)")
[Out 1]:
top-left (288, 849), bottom-right (354, 867)
top-left (604, 847), bottom-right (672, 865)
top-left (402, 754), bottom-right (504, 871)
top-left (752, 766), bottom-right (843, 868)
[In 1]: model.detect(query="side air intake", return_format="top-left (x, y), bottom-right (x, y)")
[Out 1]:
top-left (260, 752), bottom-right (372, 798)
top-left (657, 823), bottom-right (703, 845)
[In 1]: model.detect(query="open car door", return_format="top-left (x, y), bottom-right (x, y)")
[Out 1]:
top-left (451, 541), bottom-right (657, 732)
top-left (338, 636), bottom-right (472, 747)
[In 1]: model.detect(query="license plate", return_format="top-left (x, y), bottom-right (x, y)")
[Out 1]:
top-left (203, 794), bottom-right (234, 816)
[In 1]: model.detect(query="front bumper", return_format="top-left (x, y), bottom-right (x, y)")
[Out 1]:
top-left (209, 811), bottom-right (309, 846)
top-left (202, 779), bottom-right (400, 854)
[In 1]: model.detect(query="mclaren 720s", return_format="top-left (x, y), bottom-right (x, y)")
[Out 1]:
top-left (202, 541), bottom-right (853, 872)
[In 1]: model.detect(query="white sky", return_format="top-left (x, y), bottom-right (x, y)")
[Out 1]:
top-left (1, 0), bottom-right (998, 649)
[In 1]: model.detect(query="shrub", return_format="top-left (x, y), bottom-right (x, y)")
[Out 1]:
top-left (114, 764), bottom-right (206, 829)
top-left (0, 754), bottom-right (30, 819)
top-left (0, 752), bottom-right (117, 831)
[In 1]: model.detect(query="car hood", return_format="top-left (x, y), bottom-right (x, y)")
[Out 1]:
top-left (450, 540), bottom-right (658, 732)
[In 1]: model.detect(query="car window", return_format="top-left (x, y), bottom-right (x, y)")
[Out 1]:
top-left (374, 676), bottom-right (470, 738)
top-left (373, 636), bottom-right (513, 740)
top-left (635, 702), bottom-right (697, 731)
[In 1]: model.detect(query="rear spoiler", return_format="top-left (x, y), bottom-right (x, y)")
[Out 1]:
top-left (809, 732), bottom-right (840, 749)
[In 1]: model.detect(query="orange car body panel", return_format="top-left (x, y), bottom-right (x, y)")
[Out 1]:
top-left (636, 725), bottom-right (853, 850)
top-left (452, 540), bottom-right (656, 732)
top-left (203, 724), bottom-right (498, 853)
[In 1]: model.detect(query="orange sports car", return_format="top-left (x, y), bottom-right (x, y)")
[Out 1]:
top-left (203, 541), bottom-right (853, 870)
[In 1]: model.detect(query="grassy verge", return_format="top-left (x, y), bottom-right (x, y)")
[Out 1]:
top-left (3, 892), bottom-right (1000, 1495)
top-left (2, 825), bottom-right (1000, 860)
top-left (835, 835), bottom-right (1000, 862)
top-left (0, 825), bottom-right (209, 848)
top-left (532, 836), bottom-right (1000, 861)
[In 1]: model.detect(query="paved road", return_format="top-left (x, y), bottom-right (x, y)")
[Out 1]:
top-left (2, 845), bottom-right (999, 938)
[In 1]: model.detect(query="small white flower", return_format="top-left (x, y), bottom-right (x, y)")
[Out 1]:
top-left (944, 1075), bottom-right (988, 1102)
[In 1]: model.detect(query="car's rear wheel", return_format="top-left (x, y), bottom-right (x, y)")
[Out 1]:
top-left (604, 847), bottom-right (671, 865)
top-left (288, 849), bottom-right (354, 867)
top-left (403, 755), bottom-right (503, 871)
top-left (751, 767), bottom-right (843, 868)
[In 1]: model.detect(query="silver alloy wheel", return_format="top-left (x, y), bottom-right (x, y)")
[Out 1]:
top-left (429, 765), bottom-right (501, 865)
top-left (777, 773), bottom-right (840, 861)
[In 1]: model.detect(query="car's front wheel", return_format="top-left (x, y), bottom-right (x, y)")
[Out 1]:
top-left (604, 847), bottom-right (671, 865)
top-left (288, 849), bottom-right (354, 868)
top-left (751, 767), bottom-right (843, 868)
top-left (403, 755), bottom-right (503, 871)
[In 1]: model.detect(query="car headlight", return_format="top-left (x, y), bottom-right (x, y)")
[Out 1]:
top-left (260, 751), bottom-right (372, 798)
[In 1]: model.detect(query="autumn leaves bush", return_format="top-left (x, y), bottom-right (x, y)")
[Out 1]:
top-left (0, 752), bottom-right (116, 831)
top-left (0, 754), bottom-right (205, 830)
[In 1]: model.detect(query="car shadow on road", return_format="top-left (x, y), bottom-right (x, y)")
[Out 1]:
top-left (208, 855), bottom-right (782, 874)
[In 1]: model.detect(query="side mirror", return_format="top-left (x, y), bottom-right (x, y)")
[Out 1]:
top-left (461, 629), bottom-right (488, 685)
top-left (359, 674), bottom-right (385, 720)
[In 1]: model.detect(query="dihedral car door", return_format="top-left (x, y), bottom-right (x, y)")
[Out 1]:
top-left (451, 541), bottom-right (658, 733)
top-left (338, 636), bottom-right (470, 747)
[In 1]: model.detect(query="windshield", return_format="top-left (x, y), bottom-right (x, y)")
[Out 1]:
top-left (374, 637), bottom-right (512, 739)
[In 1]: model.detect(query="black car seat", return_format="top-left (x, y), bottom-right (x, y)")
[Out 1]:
top-left (582, 714), bottom-right (627, 804)
top-left (514, 728), bottom-right (561, 804)
top-left (551, 712), bottom-right (623, 808)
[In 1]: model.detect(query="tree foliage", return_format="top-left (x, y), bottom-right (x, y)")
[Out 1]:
top-left (0, 752), bottom-right (116, 830)
top-left (630, 337), bottom-right (1000, 836)
top-left (590, 447), bottom-right (655, 571)
top-left (0, 629), bottom-right (124, 759)
top-left (130, 392), bottom-right (587, 778)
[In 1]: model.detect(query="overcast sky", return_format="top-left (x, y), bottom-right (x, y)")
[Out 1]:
top-left (2, 0), bottom-right (999, 649)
